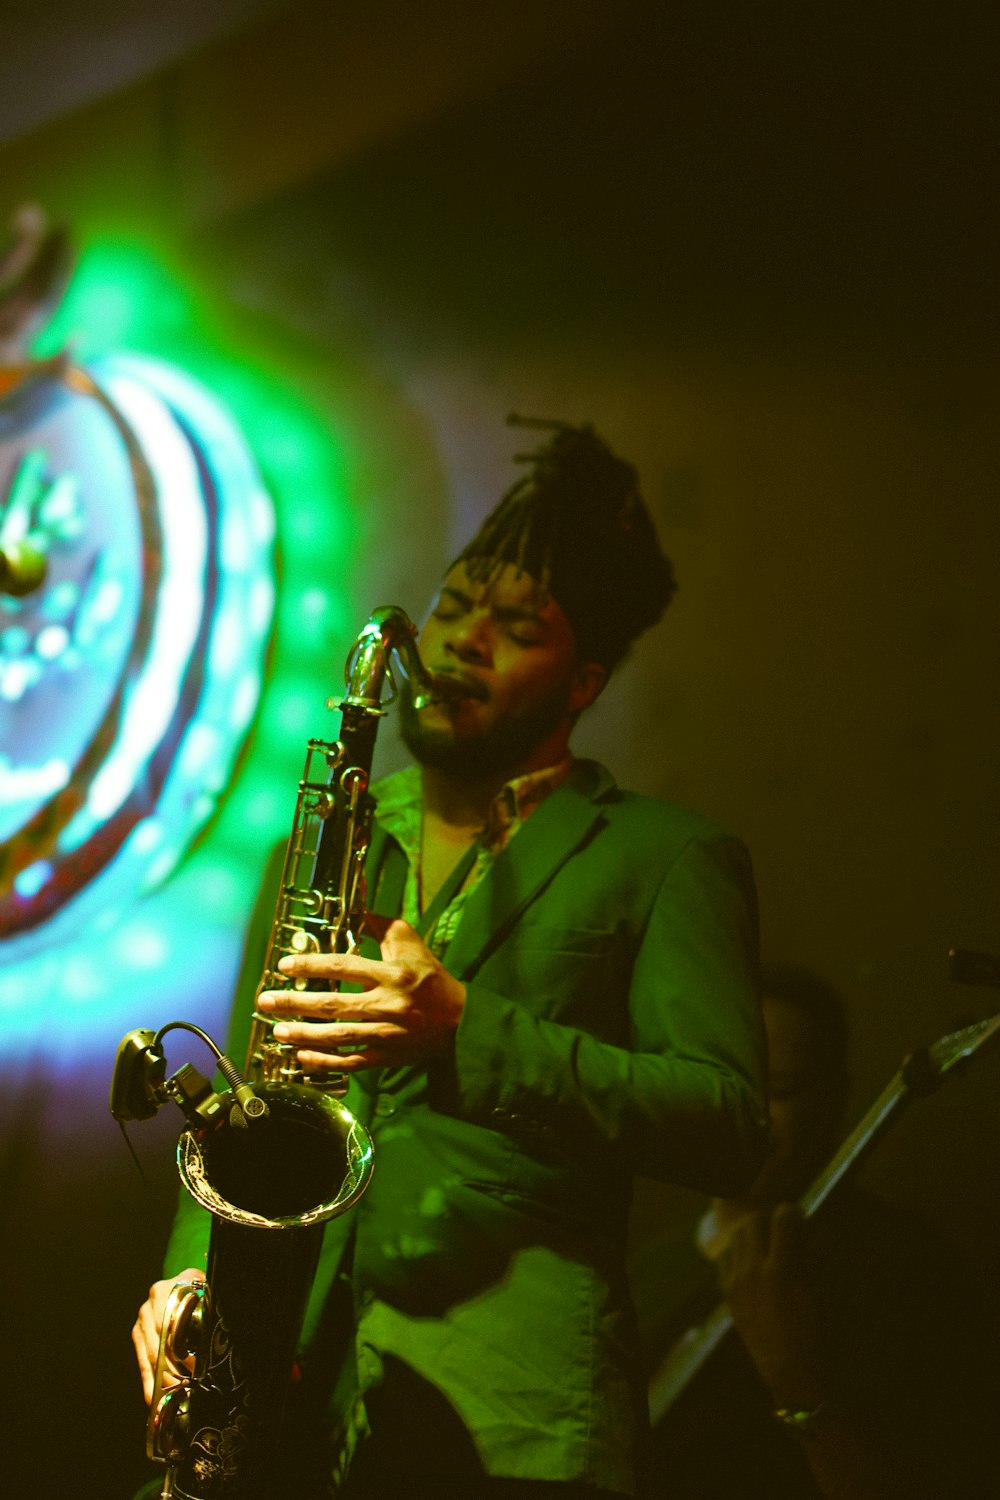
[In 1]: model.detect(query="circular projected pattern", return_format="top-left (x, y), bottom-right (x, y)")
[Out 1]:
top-left (0, 353), bottom-right (275, 949)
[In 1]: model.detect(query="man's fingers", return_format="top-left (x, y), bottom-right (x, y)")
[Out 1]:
top-left (296, 1046), bottom-right (390, 1072)
top-left (767, 1201), bottom-right (807, 1273)
top-left (132, 1314), bottom-right (155, 1404)
top-left (259, 987), bottom-right (384, 1019)
top-left (273, 1019), bottom-right (405, 1049)
top-left (133, 1301), bottom-right (175, 1405)
top-left (133, 1272), bottom-right (205, 1405)
top-left (275, 951), bottom-right (382, 985)
top-left (716, 1211), bottom-right (769, 1292)
top-left (732, 1210), bottom-right (770, 1265)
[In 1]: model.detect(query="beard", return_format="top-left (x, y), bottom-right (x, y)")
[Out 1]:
top-left (399, 678), bottom-right (573, 782)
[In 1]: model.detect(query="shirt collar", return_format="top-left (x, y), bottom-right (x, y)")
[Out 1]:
top-left (482, 755), bottom-right (575, 850)
top-left (373, 755), bottom-right (575, 858)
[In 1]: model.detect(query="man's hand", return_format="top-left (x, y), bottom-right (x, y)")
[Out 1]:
top-left (717, 1203), bottom-right (825, 1406)
top-left (255, 915), bottom-right (466, 1072)
top-left (132, 1269), bottom-right (205, 1405)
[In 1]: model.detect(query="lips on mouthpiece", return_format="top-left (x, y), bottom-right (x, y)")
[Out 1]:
top-left (429, 673), bottom-right (487, 702)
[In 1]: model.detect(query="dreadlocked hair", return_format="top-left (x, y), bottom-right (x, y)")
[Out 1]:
top-left (455, 416), bottom-right (677, 671)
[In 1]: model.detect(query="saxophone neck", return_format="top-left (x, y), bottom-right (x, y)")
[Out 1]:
top-left (340, 605), bottom-right (437, 713)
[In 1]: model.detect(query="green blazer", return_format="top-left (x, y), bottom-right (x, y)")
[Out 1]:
top-left (165, 759), bottom-right (767, 1495)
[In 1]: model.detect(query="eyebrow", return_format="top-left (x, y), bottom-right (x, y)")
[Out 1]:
top-left (438, 586), bottom-right (548, 626)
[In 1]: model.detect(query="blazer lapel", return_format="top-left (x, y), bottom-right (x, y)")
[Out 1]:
top-left (441, 766), bottom-right (612, 982)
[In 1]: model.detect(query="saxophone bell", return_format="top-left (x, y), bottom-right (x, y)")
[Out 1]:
top-left (147, 1083), bottom-right (373, 1497)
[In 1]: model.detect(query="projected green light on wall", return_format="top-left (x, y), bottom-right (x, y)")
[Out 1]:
top-left (0, 233), bottom-right (357, 1058)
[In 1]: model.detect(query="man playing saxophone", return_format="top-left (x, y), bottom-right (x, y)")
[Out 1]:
top-left (134, 418), bottom-right (768, 1498)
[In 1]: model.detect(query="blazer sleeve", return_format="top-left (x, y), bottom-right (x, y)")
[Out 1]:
top-left (431, 830), bottom-right (769, 1198)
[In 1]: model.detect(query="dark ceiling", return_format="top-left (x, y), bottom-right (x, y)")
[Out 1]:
top-left (194, 1), bottom-right (1000, 361)
top-left (2, 1), bottom-right (996, 359)
top-left (0, 0), bottom-right (290, 143)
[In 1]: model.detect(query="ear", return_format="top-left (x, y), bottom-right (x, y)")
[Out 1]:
top-left (567, 660), bottom-right (607, 716)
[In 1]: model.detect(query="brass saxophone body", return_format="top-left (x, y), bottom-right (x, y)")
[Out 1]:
top-left (245, 605), bottom-right (438, 1091)
top-left (133, 606), bottom-right (438, 1498)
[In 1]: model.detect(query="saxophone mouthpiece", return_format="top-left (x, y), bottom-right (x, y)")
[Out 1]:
top-left (411, 675), bottom-right (456, 712)
top-left (423, 671), bottom-right (488, 707)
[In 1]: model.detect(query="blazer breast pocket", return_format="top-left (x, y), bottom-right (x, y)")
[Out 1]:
top-left (481, 923), bottom-right (632, 1040)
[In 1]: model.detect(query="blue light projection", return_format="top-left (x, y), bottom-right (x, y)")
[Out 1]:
top-left (0, 353), bottom-right (275, 950)
top-left (0, 231), bottom-right (358, 1071)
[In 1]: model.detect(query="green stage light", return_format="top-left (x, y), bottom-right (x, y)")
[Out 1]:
top-left (0, 231), bottom-right (358, 1060)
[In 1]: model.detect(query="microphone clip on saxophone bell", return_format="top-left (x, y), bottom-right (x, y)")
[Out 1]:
top-left (110, 1023), bottom-right (269, 1132)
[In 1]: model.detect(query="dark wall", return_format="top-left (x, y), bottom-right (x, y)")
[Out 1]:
top-left (1, 4), bottom-right (997, 1494)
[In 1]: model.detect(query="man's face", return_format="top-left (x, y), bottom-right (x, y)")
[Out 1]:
top-left (400, 560), bottom-right (604, 781)
top-left (744, 996), bottom-right (846, 1208)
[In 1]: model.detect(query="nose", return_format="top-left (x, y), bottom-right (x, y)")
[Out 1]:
top-left (443, 611), bottom-right (492, 667)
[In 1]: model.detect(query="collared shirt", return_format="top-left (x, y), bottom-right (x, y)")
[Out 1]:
top-left (372, 755), bottom-right (574, 956)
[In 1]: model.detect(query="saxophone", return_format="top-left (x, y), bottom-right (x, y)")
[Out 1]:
top-left (244, 606), bottom-right (438, 1092)
top-left (113, 606), bottom-right (440, 1499)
